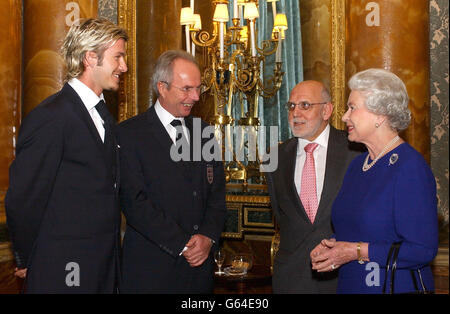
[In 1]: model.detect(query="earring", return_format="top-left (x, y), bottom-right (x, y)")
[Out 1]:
top-left (375, 123), bottom-right (380, 128)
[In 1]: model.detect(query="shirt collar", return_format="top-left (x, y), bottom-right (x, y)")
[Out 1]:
top-left (297, 124), bottom-right (330, 154)
top-left (68, 78), bottom-right (105, 111)
top-left (154, 100), bottom-right (184, 127)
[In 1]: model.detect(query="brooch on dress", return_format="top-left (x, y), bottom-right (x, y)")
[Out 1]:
top-left (389, 153), bottom-right (399, 166)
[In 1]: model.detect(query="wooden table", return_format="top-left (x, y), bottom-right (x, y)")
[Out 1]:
top-left (214, 264), bottom-right (272, 294)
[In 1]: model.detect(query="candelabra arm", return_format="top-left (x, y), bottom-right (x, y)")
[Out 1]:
top-left (257, 62), bottom-right (284, 98)
top-left (256, 39), bottom-right (279, 56)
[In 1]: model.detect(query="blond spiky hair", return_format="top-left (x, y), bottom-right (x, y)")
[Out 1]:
top-left (61, 18), bottom-right (128, 82)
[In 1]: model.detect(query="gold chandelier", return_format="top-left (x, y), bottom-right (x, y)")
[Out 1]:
top-left (180, 0), bottom-right (288, 188)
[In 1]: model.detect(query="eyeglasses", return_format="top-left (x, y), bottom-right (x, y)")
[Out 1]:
top-left (160, 81), bottom-right (203, 94)
top-left (285, 101), bottom-right (327, 111)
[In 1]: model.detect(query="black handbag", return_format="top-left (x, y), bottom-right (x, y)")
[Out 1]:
top-left (382, 242), bottom-right (432, 294)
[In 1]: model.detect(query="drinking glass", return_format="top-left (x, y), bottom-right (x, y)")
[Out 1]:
top-left (214, 249), bottom-right (225, 275)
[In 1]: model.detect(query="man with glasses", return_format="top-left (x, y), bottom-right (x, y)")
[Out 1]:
top-left (117, 50), bottom-right (226, 293)
top-left (266, 80), bottom-right (363, 293)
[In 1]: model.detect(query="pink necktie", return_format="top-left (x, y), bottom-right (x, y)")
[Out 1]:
top-left (300, 143), bottom-right (319, 223)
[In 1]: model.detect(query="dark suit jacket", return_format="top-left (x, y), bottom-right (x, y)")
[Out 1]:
top-left (118, 105), bottom-right (227, 293)
top-left (5, 83), bottom-right (120, 293)
top-left (266, 126), bottom-right (362, 294)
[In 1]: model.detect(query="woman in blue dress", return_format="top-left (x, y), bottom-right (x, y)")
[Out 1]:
top-left (310, 68), bottom-right (438, 293)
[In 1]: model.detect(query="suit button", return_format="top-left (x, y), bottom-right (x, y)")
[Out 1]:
top-left (193, 225), bottom-right (199, 231)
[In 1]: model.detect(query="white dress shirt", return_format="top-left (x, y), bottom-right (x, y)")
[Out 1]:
top-left (294, 124), bottom-right (330, 205)
top-left (68, 78), bottom-right (106, 142)
top-left (154, 100), bottom-right (190, 144)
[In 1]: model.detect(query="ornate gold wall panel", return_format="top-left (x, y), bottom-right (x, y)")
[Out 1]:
top-left (118, 0), bottom-right (183, 121)
top-left (299, 1), bottom-right (332, 94)
top-left (117, 0), bottom-right (136, 121)
top-left (23, 0), bottom-right (98, 116)
top-left (330, 0), bottom-right (346, 130)
top-left (346, 0), bottom-right (430, 161)
top-left (300, 0), bottom-right (346, 131)
top-left (0, 0), bottom-right (22, 223)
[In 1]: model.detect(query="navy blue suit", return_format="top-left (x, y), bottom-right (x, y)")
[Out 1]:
top-left (118, 106), bottom-right (226, 293)
top-left (6, 83), bottom-right (120, 293)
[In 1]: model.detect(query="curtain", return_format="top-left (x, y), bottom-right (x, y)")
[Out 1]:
top-left (257, 0), bottom-right (303, 143)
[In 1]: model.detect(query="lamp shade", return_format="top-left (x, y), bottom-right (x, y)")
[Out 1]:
top-left (240, 26), bottom-right (248, 42)
top-left (244, 2), bottom-right (259, 20)
top-left (274, 13), bottom-right (288, 30)
top-left (213, 3), bottom-right (229, 22)
top-left (193, 14), bottom-right (202, 30)
top-left (180, 7), bottom-right (194, 25)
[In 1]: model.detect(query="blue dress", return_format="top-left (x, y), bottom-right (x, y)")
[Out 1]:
top-left (332, 143), bottom-right (438, 294)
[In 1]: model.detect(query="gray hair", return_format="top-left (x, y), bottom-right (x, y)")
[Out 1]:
top-left (152, 50), bottom-right (199, 97)
top-left (321, 86), bottom-right (332, 103)
top-left (348, 68), bottom-right (411, 131)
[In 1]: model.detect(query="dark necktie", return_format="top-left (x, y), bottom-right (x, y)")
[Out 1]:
top-left (95, 100), bottom-right (114, 144)
top-left (170, 119), bottom-right (191, 175)
top-left (170, 119), bottom-right (188, 145)
top-left (95, 100), bottom-right (117, 183)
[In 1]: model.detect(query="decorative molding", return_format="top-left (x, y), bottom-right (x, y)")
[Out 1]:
top-left (117, 0), bottom-right (137, 122)
top-left (226, 194), bottom-right (271, 204)
top-left (244, 206), bottom-right (274, 228)
top-left (223, 195), bottom-right (273, 239)
top-left (330, 0), bottom-right (346, 130)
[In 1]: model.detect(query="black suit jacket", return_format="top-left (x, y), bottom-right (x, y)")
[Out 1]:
top-left (266, 126), bottom-right (362, 293)
top-left (118, 105), bottom-right (227, 293)
top-left (5, 83), bottom-right (120, 293)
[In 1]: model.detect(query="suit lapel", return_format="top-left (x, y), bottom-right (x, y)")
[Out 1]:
top-left (64, 84), bottom-right (107, 154)
top-left (145, 107), bottom-right (191, 179)
top-left (314, 126), bottom-right (347, 225)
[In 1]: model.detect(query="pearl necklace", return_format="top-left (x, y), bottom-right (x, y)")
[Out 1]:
top-left (362, 135), bottom-right (400, 172)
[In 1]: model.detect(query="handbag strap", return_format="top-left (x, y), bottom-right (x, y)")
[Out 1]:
top-left (382, 242), bottom-right (401, 294)
top-left (410, 268), bottom-right (429, 293)
top-left (384, 242), bottom-right (430, 294)
top-left (382, 243), bottom-right (396, 293)
top-left (389, 242), bottom-right (401, 293)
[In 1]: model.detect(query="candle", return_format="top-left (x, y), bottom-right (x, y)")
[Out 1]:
top-left (190, 0), bottom-right (194, 55)
top-left (220, 22), bottom-right (224, 59)
top-left (233, 0), bottom-right (238, 19)
top-left (249, 20), bottom-right (256, 57)
top-left (185, 25), bottom-right (191, 54)
top-left (276, 33), bottom-right (282, 62)
top-left (272, 2), bottom-right (277, 23)
top-left (239, 5), bottom-right (244, 24)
